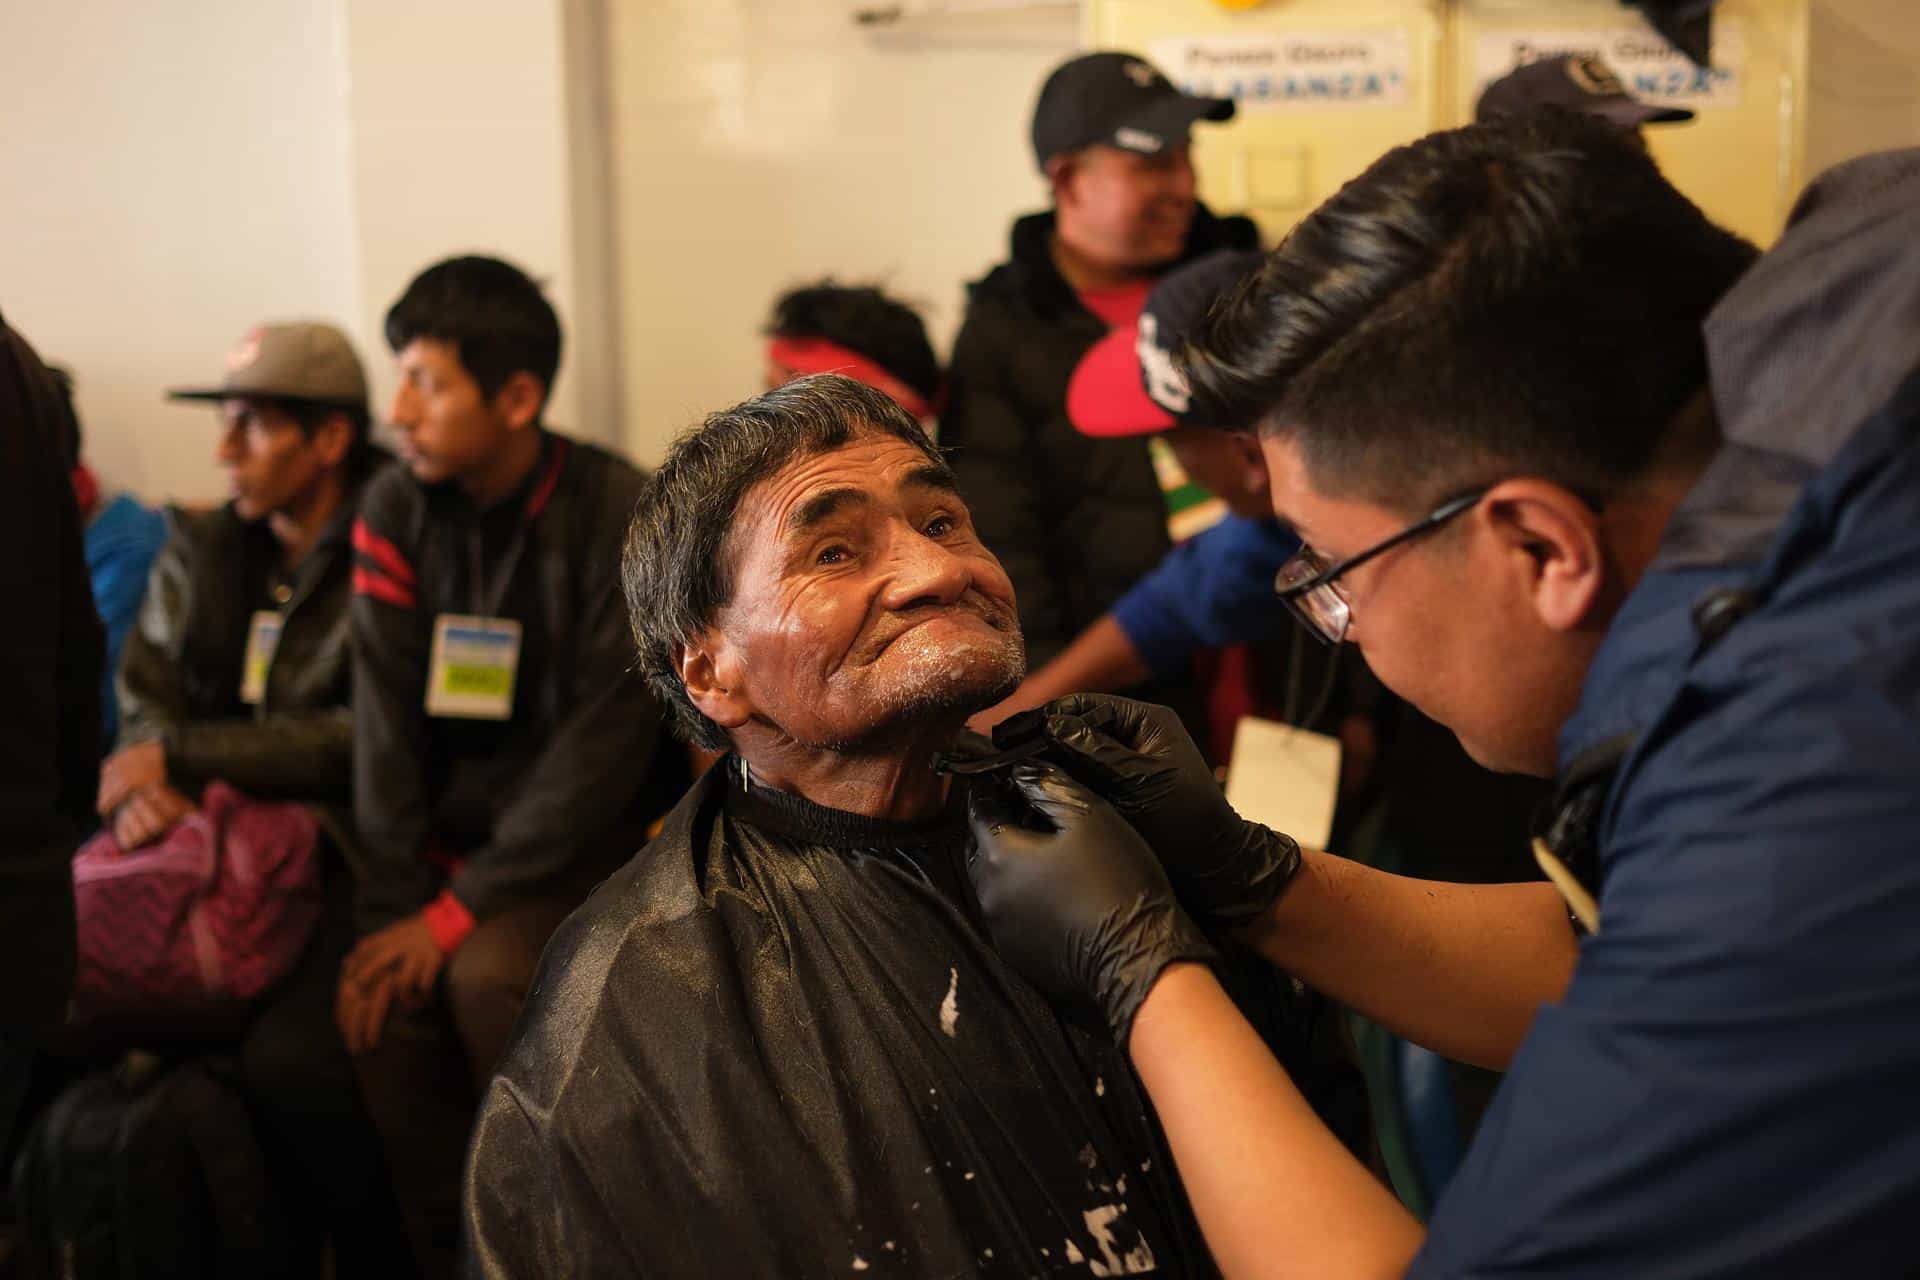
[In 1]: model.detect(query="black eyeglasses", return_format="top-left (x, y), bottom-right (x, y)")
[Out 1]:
top-left (1274, 489), bottom-right (1490, 644)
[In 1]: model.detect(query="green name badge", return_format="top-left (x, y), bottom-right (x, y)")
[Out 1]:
top-left (426, 614), bottom-right (522, 720)
top-left (240, 611), bottom-right (283, 705)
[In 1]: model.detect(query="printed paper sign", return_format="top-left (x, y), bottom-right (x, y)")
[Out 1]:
top-left (1151, 31), bottom-right (1413, 111)
top-left (1472, 21), bottom-right (1744, 112)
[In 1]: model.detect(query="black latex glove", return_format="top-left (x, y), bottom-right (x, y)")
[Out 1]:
top-left (967, 761), bottom-right (1218, 1046)
top-left (996, 693), bottom-right (1303, 931)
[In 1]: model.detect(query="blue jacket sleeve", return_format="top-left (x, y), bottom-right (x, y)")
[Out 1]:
top-left (86, 495), bottom-right (167, 748)
top-left (1109, 515), bottom-right (1300, 675)
top-left (1409, 646), bottom-right (1920, 1278)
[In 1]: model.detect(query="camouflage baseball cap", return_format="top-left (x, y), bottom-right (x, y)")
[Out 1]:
top-left (168, 321), bottom-right (368, 410)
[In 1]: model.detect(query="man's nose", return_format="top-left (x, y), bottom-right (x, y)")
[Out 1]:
top-left (1167, 152), bottom-right (1197, 201)
top-left (879, 530), bottom-right (970, 612)
top-left (390, 383), bottom-right (418, 428)
top-left (213, 426), bottom-right (243, 466)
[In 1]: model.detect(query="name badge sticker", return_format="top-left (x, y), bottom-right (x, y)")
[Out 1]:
top-left (240, 611), bottom-right (283, 705)
top-left (1224, 716), bottom-right (1343, 851)
top-left (426, 614), bottom-right (522, 720)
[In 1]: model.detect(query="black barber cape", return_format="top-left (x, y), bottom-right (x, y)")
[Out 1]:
top-left (465, 759), bottom-right (1221, 1277)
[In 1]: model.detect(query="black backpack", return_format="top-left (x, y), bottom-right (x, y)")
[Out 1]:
top-left (10, 1053), bottom-right (292, 1280)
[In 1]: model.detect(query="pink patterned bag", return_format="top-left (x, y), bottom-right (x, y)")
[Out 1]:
top-left (71, 782), bottom-right (324, 1023)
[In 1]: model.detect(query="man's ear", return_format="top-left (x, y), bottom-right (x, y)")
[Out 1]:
top-left (1479, 480), bottom-right (1606, 633)
top-left (491, 370), bottom-right (547, 433)
top-left (676, 631), bottom-right (753, 733)
top-left (1228, 431), bottom-right (1268, 495)
top-left (310, 413), bottom-right (354, 470)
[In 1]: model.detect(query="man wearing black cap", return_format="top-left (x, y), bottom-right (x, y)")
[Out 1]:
top-left (103, 320), bottom-right (411, 1272)
top-left (944, 51), bottom-right (1257, 721)
top-left (1475, 52), bottom-right (1695, 135)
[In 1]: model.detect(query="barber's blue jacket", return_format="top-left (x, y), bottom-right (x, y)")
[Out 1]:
top-left (1110, 513), bottom-right (1300, 674)
top-left (1411, 151), bottom-right (1920, 1276)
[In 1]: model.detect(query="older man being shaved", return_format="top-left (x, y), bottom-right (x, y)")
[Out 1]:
top-left (463, 375), bottom-right (1345, 1276)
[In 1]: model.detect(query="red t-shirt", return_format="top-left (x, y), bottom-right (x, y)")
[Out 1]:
top-left (1076, 280), bottom-right (1154, 331)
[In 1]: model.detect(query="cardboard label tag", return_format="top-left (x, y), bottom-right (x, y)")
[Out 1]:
top-left (240, 611), bottom-right (283, 705)
top-left (1224, 715), bottom-right (1342, 850)
top-left (426, 614), bottom-right (522, 721)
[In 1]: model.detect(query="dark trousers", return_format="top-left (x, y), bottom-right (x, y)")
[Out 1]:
top-left (239, 867), bottom-right (415, 1278)
top-left (14, 858), bottom-right (411, 1279)
top-left (354, 898), bottom-right (575, 1280)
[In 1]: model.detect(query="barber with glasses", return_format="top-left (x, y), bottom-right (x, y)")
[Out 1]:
top-left (965, 116), bottom-right (1920, 1278)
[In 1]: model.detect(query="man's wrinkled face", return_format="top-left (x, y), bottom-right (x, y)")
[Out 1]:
top-left (1057, 143), bottom-right (1198, 270)
top-left (702, 434), bottom-right (1025, 751)
top-left (214, 398), bottom-right (336, 522)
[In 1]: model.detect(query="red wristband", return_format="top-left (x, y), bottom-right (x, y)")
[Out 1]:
top-left (423, 889), bottom-right (476, 954)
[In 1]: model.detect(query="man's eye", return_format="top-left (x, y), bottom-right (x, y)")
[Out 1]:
top-left (816, 545), bottom-right (851, 566)
top-left (924, 515), bottom-right (957, 538)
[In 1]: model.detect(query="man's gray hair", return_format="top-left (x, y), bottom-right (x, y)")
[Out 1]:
top-left (622, 374), bottom-right (949, 749)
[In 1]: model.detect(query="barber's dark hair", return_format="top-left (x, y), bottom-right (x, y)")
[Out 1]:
top-left (1182, 109), bottom-right (1759, 512)
top-left (281, 399), bottom-right (377, 478)
top-left (767, 281), bottom-right (941, 403)
top-left (385, 255), bottom-right (562, 412)
top-left (623, 374), bottom-right (948, 749)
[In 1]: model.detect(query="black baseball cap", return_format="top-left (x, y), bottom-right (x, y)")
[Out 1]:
top-left (1032, 51), bottom-right (1236, 171)
top-left (1475, 53), bottom-right (1694, 128)
top-left (1067, 249), bottom-right (1264, 437)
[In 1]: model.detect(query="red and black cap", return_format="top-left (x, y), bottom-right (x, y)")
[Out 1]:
top-left (1067, 249), bottom-right (1264, 439)
top-left (1031, 51), bottom-right (1236, 171)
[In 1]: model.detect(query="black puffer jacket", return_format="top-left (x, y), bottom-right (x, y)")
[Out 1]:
top-left (943, 204), bottom-right (1260, 667)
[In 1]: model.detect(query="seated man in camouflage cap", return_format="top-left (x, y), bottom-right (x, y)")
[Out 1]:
top-left (101, 320), bottom-right (407, 1270)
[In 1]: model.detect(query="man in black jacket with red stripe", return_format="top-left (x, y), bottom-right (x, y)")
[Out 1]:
top-left (343, 256), bottom-right (682, 1278)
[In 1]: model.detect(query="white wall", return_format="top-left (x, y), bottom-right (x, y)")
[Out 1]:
top-left (339, 0), bottom-right (597, 443)
top-left (1806, 0), bottom-right (1920, 178)
top-left (605, 0), bottom-right (1079, 463)
top-left (0, 0), bottom-right (593, 504)
top-left (13, 0), bottom-right (1913, 495)
top-left (0, 0), bottom-right (362, 503)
